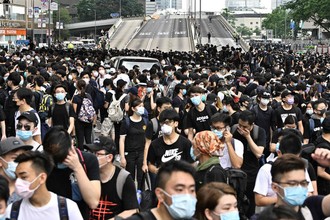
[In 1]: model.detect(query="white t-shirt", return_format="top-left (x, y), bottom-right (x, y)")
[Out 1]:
top-left (5, 192), bottom-right (83, 220)
top-left (253, 157), bottom-right (314, 212)
top-left (219, 139), bottom-right (244, 169)
top-left (15, 108), bottom-right (41, 137)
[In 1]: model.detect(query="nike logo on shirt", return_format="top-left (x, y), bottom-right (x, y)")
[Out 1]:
top-left (161, 149), bottom-right (183, 163)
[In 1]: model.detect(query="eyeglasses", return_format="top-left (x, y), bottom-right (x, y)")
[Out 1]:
top-left (16, 123), bottom-right (32, 131)
top-left (94, 152), bottom-right (108, 157)
top-left (211, 126), bottom-right (226, 131)
top-left (276, 180), bottom-right (309, 188)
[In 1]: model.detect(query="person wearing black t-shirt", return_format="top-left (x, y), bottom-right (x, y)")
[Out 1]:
top-left (186, 86), bottom-right (217, 142)
top-left (304, 100), bottom-right (327, 144)
top-left (232, 110), bottom-right (266, 217)
top-left (252, 91), bottom-right (275, 156)
top-left (44, 126), bottom-right (101, 220)
top-left (148, 109), bottom-right (193, 175)
top-left (143, 97), bottom-right (172, 172)
top-left (119, 98), bottom-right (152, 190)
top-left (48, 84), bottom-right (75, 135)
top-left (85, 136), bottom-right (139, 220)
top-left (274, 90), bottom-right (304, 134)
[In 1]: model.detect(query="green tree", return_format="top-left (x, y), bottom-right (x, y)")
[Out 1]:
top-left (262, 7), bottom-right (291, 38)
top-left (236, 24), bottom-right (252, 37)
top-left (254, 27), bottom-right (261, 36)
top-left (77, 0), bottom-right (144, 22)
top-left (221, 8), bottom-right (236, 27)
top-left (285, 0), bottom-right (330, 32)
top-left (53, 7), bottom-right (72, 41)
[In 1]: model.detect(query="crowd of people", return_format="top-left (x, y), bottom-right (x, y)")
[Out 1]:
top-left (0, 42), bottom-right (329, 219)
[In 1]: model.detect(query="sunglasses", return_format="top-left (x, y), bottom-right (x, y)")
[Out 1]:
top-left (16, 123), bottom-right (32, 131)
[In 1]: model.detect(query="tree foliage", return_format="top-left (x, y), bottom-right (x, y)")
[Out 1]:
top-left (53, 7), bottom-right (72, 41)
top-left (221, 8), bottom-right (236, 27)
top-left (262, 7), bottom-right (292, 38)
top-left (77, 0), bottom-right (144, 22)
top-left (236, 24), bottom-right (252, 37)
top-left (285, 0), bottom-right (330, 32)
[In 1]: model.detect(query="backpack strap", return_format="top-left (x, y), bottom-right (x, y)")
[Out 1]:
top-left (57, 195), bottom-right (69, 220)
top-left (151, 118), bottom-right (158, 134)
top-left (65, 102), bottom-right (70, 116)
top-left (252, 125), bottom-right (259, 140)
top-left (231, 124), bottom-right (238, 134)
top-left (117, 94), bottom-right (126, 103)
top-left (116, 168), bottom-right (130, 200)
top-left (36, 144), bottom-right (42, 151)
top-left (76, 148), bottom-right (87, 172)
top-left (309, 118), bottom-right (315, 134)
top-left (10, 199), bottom-right (23, 219)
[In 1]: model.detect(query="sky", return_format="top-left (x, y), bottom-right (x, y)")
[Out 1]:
top-left (182, 0), bottom-right (272, 12)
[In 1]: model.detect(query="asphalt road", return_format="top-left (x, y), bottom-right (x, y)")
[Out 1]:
top-left (126, 16), bottom-right (193, 52)
top-left (110, 20), bottom-right (143, 50)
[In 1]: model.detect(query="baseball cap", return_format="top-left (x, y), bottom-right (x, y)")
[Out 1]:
top-left (281, 90), bottom-right (293, 98)
top-left (116, 79), bottom-right (127, 88)
top-left (84, 137), bottom-right (116, 154)
top-left (258, 90), bottom-right (271, 99)
top-left (17, 111), bottom-right (38, 125)
top-left (128, 86), bottom-right (138, 96)
top-left (0, 137), bottom-right (33, 155)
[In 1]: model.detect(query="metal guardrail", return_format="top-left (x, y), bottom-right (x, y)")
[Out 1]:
top-left (216, 15), bottom-right (249, 52)
top-left (108, 18), bottom-right (123, 40)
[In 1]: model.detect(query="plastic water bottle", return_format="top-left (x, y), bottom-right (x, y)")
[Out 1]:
top-left (136, 190), bottom-right (142, 204)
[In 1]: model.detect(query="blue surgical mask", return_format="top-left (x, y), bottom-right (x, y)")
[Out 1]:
top-left (201, 94), bottom-right (207, 102)
top-left (0, 157), bottom-right (17, 180)
top-left (190, 147), bottom-right (196, 161)
top-left (147, 87), bottom-right (153, 93)
top-left (222, 105), bottom-right (228, 113)
top-left (162, 190), bottom-right (197, 219)
top-left (212, 129), bottom-right (223, 139)
top-left (136, 106), bottom-right (145, 116)
top-left (219, 211), bottom-right (240, 220)
top-left (0, 213), bottom-right (5, 220)
top-left (191, 96), bottom-right (201, 106)
top-left (276, 142), bottom-right (280, 152)
top-left (182, 89), bottom-right (187, 96)
top-left (55, 92), bottom-right (66, 101)
top-left (276, 185), bottom-right (308, 206)
top-left (16, 130), bottom-right (33, 141)
top-left (57, 163), bottom-right (68, 169)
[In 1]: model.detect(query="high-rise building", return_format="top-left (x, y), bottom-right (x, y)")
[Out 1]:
top-left (226, 0), bottom-right (261, 9)
top-left (156, 0), bottom-right (182, 10)
top-left (271, 0), bottom-right (291, 9)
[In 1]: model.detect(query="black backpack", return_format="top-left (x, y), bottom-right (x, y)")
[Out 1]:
top-left (10, 195), bottom-right (68, 220)
top-left (206, 165), bottom-right (249, 219)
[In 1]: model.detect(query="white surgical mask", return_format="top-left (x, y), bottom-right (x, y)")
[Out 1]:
top-left (161, 124), bottom-right (173, 135)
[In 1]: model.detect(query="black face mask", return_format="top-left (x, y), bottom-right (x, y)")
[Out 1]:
top-left (318, 109), bottom-right (326, 116)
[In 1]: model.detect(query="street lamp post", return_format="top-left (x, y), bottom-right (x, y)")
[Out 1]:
top-left (94, 9), bottom-right (96, 43)
top-left (119, 0), bottom-right (122, 17)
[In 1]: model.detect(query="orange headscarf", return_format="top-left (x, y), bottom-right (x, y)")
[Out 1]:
top-left (193, 131), bottom-right (221, 157)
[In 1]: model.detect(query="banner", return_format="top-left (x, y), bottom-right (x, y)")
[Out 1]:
top-left (34, 7), bottom-right (40, 18)
top-left (50, 2), bottom-right (58, 11)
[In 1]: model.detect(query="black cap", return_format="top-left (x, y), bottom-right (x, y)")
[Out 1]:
top-left (0, 137), bottom-right (33, 155)
top-left (84, 136), bottom-right (116, 154)
top-left (17, 111), bottom-right (38, 125)
top-left (281, 90), bottom-right (293, 98)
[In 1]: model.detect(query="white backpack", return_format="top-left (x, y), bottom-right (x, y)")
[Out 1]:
top-left (107, 94), bottom-right (126, 122)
